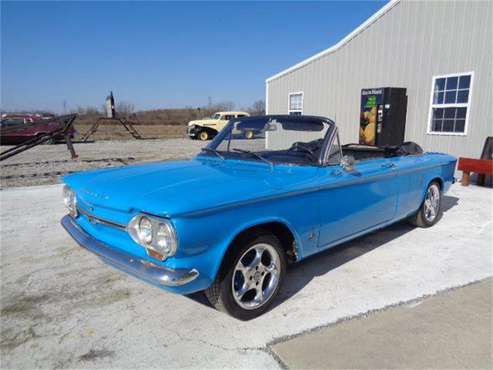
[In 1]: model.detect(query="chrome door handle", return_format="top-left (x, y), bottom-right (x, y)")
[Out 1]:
top-left (381, 162), bottom-right (397, 169)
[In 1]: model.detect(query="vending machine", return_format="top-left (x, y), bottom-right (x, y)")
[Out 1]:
top-left (359, 87), bottom-right (407, 146)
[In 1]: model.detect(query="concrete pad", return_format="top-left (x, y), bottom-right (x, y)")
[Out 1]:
top-left (0, 183), bottom-right (491, 368)
top-left (272, 278), bottom-right (493, 369)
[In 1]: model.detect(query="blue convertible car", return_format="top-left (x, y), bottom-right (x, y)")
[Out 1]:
top-left (62, 115), bottom-right (456, 319)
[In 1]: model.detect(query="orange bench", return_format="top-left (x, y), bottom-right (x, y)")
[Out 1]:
top-left (457, 157), bottom-right (493, 186)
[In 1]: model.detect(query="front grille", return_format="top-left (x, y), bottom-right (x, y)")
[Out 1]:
top-left (77, 206), bottom-right (126, 230)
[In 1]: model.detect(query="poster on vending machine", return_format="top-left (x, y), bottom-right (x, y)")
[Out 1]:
top-left (360, 88), bottom-right (383, 146)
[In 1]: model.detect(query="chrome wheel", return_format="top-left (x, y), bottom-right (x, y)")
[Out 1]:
top-left (423, 184), bottom-right (440, 222)
top-left (231, 243), bottom-right (281, 310)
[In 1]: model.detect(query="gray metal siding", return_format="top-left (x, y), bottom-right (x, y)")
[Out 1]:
top-left (267, 0), bottom-right (493, 158)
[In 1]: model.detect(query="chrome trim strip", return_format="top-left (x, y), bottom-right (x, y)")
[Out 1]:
top-left (61, 215), bottom-right (199, 287)
top-left (320, 126), bottom-right (341, 166)
top-left (173, 164), bottom-right (444, 218)
top-left (77, 206), bottom-right (127, 230)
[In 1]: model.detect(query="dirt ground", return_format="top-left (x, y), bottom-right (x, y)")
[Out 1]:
top-left (0, 138), bottom-right (204, 188)
top-left (73, 124), bottom-right (187, 141)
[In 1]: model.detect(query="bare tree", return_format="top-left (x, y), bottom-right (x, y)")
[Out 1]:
top-left (116, 102), bottom-right (135, 116)
top-left (248, 100), bottom-right (265, 115)
top-left (76, 106), bottom-right (100, 116)
top-left (211, 101), bottom-right (235, 112)
top-left (85, 106), bottom-right (100, 116)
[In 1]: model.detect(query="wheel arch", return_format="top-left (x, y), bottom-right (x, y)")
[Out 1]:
top-left (197, 125), bottom-right (218, 135)
top-left (429, 176), bottom-right (443, 190)
top-left (418, 176), bottom-right (444, 207)
top-left (214, 219), bottom-right (300, 281)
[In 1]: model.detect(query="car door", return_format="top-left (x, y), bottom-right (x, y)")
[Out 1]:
top-left (217, 115), bottom-right (232, 131)
top-left (389, 154), bottom-right (426, 219)
top-left (317, 157), bottom-right (400, 249)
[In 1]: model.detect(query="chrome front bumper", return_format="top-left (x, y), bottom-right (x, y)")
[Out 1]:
top-left (187, 125), bottom-right (198, 137)
top-left (61, 215), bottom-right (199, 287)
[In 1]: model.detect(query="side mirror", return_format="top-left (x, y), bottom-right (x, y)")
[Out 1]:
top-left (341, 155), bottom-right (356, 172)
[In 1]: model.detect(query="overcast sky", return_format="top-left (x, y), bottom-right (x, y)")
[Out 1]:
top-left (1, 1), bottom-right (386, 112)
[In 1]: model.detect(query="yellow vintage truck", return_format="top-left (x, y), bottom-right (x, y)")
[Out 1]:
top-left (187, 111), bottom-right (250, 141)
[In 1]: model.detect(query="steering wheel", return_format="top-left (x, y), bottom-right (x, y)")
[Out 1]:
top-left (288, 142), bottom-right (316, 160)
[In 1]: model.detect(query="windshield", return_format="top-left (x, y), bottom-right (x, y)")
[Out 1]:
top-left (211, 113), bottom-right (221, 119)
top-left (203, 116), bottom-right (335, 165)
top-left (0, 119), bottom-right (25, 127)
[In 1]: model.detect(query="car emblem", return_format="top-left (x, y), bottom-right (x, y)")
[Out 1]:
top-left (82, 189), bottom-right (110, 200)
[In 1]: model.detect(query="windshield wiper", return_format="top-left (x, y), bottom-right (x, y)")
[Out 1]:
top-left (201, 147), bottom-right (224, 160)
top-left (232, 148), bottom-right (273, 167)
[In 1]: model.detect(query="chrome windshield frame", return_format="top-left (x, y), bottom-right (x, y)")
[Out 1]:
top-left (320, 126), bottom-right (343, 167)
top-left (205, 115), bottom-right (337, 167)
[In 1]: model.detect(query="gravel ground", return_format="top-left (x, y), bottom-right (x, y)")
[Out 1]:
top-left (0, 138), bottom-right (204, 188)
top-left (0, 183), bottom-right (491, 368)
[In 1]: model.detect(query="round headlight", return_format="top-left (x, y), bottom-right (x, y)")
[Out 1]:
top-left (127, 214), bottom-right (178, 260)
top-left (138, 216), bottom-right (153, 245)
top-left (155, 222), bottom-right (177, 256)
top-left (63, 185), bottom-right (77, 217)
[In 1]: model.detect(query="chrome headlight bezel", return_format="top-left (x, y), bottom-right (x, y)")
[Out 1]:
top-left (63, 185), bottom-right (78, 218)
top-left (127, 214), bottom-right (178, 261)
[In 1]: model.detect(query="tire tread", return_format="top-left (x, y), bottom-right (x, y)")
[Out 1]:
top-left (204, 230), bottom-right (285, 320)
top-left (408, 181), bottom-right (442, 228)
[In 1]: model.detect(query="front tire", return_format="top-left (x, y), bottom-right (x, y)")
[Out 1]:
top-left (198, 130), bottom-right (209, 141)
top-left (205, 232), bottom-right (286, 320)
top-left (409, 181), bottom-right (442, 227)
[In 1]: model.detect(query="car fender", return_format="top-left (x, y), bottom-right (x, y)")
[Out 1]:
top-left (208, 215), bottom-right (303, 282)
top-left (418, 157), bottom-right (455, 203)
top-left (192, 123), bottom-right (218, 134)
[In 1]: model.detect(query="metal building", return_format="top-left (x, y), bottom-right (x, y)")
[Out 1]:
top-left (266, 0), bottom-right (492, 159)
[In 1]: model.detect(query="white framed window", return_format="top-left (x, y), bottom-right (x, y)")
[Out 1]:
top-left (427, 72), bottom-right (474, 135)
top-left (288, 92), bottom-right (303, 115)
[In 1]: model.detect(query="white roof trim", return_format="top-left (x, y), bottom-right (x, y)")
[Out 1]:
top-left (266, 0), bottom-right (401, 83)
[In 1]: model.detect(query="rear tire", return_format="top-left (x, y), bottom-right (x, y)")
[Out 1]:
top-left (205, 231), bottom-right (286, 320)
top-left (409, 181), bottom-right (442, 228)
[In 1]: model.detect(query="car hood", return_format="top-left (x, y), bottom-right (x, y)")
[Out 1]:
top-left (65, 157), bottom-right (320, 217)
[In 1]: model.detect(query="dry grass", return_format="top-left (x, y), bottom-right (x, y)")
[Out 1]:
top-left (74, 124), bottom-right (187, 141)
top-left (73, 107), bottom-right (206, 141)
top-left (76, 107), bottom-right (221, 127)
top-left (71, 103), bottom-right (264, 141)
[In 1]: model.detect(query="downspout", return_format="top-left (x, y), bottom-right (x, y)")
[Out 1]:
top-left (265, 80), bottom-right (269, 115)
